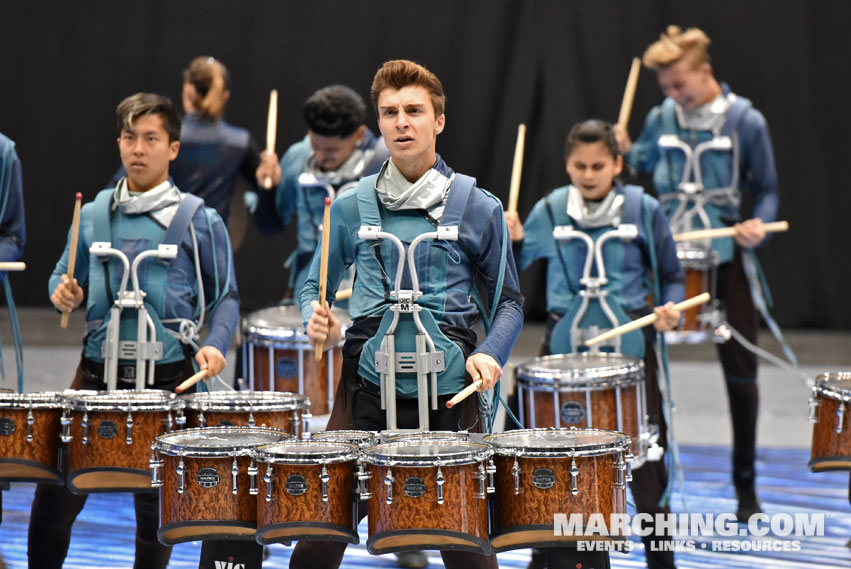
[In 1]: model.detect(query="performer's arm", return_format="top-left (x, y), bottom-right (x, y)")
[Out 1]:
top-left (0, 144), bottom-right (25, 265)
top-left (197, 209), bottom-right (239, 364)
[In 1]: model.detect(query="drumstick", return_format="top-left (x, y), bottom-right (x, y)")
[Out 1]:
top-left (617, 57), bottom-right (641, 133)
top-left (315, 197), bottom-right (332, 360)
top-left (584, 292), bottom-right (711, 347)
top-left (175, 368), bottom-right (209, 394)
top-left (446, 379), bottom-right (483, 409)
top-left (673, 221), bottom-right (789, 242)
top-left (60, 193), bottom-right (83, 328)
top-left (507, 123), bottom-right (526, 214)
top-left (335, 287), bottom-right (352, 301)
top-left (0, 262), bottom-right (25, 271)
top-left (263, 89), bottom-right (278, 189)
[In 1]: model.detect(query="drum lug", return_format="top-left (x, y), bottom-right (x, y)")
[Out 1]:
top-left (808, 396), bottom-right (820, 423)
top-left (26, 406), bottom-right (34, 443)
top-left (300, 410), bottom-right (312, 440)
top-left (82, 410), bottom-right (89, 445)
top-left (836, 402), bottom-right (846, 434)
top-left (248, 411), bottom-right (256, 428)
top-left (625, 451), bottom-right (634, 483)
top-left (570, 456), bottom-right (579, 496)
top-left (248, 457), bottom-right (259, 496)
top-left (198, 410), bottom-right (206, 428)
top-left (166, 410), bottom-right (173, 431)
top-left (320, 464), bottom-right (330, 503)
top-left (475, 462), bottom-right (487, 499)
top-left (356, 461), bottom-right (372, 500)
top-left (512, 456), bottom-right (522, 495)
top-left (60, 407), bottom-right (72, 444)
top-left (384, 466), bottom-right (395, 504)
top-left (486, 459), bottom-right (496, 494)
top-left (177, 456), bottom-right (186, 494)
top-left (149, 447), bottom-right (163, 488)
top-left (264, 464), bottom-right (274, 503)
top-left (231, 455), bottom-right (239, 495)
top-left (614, 453), bottom-right (625, 489)
top-left (125, 410), bottom-right (134, 446)
top-left (175, 409), bottom-right (186, 429)
top-left (436, 464), bottom-right (445, 505)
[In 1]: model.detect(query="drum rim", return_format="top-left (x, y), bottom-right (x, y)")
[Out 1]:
top-left (485, 427), bottom-right (631, 457)
top-left (0, 391), bottom-right (66, 408)
top-left (254, 440), bottom-right (359, 464)
top-left (815, 373), bottom-right (851, 400)
top-left (310, 430), bottom-right (377, 444)
top-left (364, 440), bottom-right (493, 466)
top-left (152, 426), bottom-right (290, 457)
top-left (182, 391), bottom-right (310, 411)
top-left (516, 353), bottom-right (643, 388)
top-left (66, 389), bottom-right (183, 411)
top-left (384, 430), bottom-right (470, 443)
top-left (242, 305), bottom-right (350, 342)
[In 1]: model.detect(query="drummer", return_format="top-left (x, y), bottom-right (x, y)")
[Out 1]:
top-left (293, 59), bottom-right (523, 569)
top-left (505, 119), bottom-right (683, 569)
top-left (31, 93), bottom-right (238, 569)
top-left (254, 84), bottom-right (389, 299)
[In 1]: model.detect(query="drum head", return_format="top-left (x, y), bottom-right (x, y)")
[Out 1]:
top-left (254, 440), bottom-right (358, 464)
top-left (242, 305), bottom-right (350, 342)
top-left (485, 428), bottom-right (630, 457)
top-left (516, 353), bottom-right (643, 390)
top-left (0, 391), bottom-right (65, 409)
top-left (311, 430), bottom-right (376, 445)
top-left (384, 430), bottom-right (470, 444)
top-left (183, 391), bottom-right (309, 412)
top-left (153, 426), bottom-right (290, 457)
top-left (815, 373), bottom-right (851, 401)
top-left (67, 389), bottom-right (181, 412)
top-left (364, 439), bottom-right (491, 467)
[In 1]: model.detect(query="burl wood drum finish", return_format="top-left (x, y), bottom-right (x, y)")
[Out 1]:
top-left (682, 269), bottom-right (709, 330)
top-left (0, 393), bottom-right (64, 483)
top-left (486, 428), bottom-right (630, 552)
top-left (154, 427), bottom-right (290, 545)
top-left (255, 441), bottom-right (359, 544)
top-left (810, 374), bottom-right (851, 471)
top-left (183, 391), bottom-right (310, 437)
top-left (676, 244), bottom-right (715, 333)
top-left (364, 441), bottom-right (492, 555)
top-left (522, 386), bottom-right (639, 442)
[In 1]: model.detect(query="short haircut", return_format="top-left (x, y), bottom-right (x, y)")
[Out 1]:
top-left (303, 85), bottom-right (367, 138)
top-left (183, 56), bottom-right (230, 118)
top-left (564, 119), bottom-right (619, 159)
top-left (370, 59), bottom-right (446, 117)
top-left (642, 25), bottom-right (712, 71)
top-left (116, 93), bottom-right (181, 143)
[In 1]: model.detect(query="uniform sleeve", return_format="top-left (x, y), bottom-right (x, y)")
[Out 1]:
top-left (197, 209), bottom-right (239, 355)
top-left (253, 142), bottom-right (302, 235)
top-left (627, 106), bottom-right (664, 174)
top-left (470, 199), bottom-right (524, 366)
top-left (0, 143), bottom-right (25, 266)
top-left (739, 109), bottom-right (779, 224)
top-left (49, 205), bottom-right (91, 299)
top-left (514, 197), bottom-right (552, 272)
top-left (649, 201), bottom-right (685, 305)
top-left (239, 135), bottom-right (262, 190)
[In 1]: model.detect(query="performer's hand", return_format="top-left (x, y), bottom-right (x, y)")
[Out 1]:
top-left (307, 300), bottom-right (342, 349)
top-left (504, 211), bottom-right (524, 242)
top-left (195, 346), bottom-right (227, 378)
top-left (51, 274), bottom-right (84, 312)
top-left (653, 301), bottom-right (681, 331)
top-left (256, 150), bottom-right (282, 189)
top-left (466, 353), bottom-right (502, 391)
top-left (613, 124), bottom-right (633, 155)
top-left (734, 218), bottom-right (766, 249)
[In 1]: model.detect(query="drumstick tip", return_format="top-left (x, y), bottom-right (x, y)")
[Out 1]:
top-left (75, 192), bottom-right (82, 200)
top-left (445, 400), bottom-right (454, 408)
top-left (324, 197), bottom-right (331, 206)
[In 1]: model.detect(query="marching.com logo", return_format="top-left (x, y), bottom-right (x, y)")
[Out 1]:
top-left (214, 562), bottom-right (245, 569)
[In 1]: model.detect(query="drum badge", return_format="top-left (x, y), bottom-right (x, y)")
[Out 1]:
top-left (286, 474), bottom-right (308, 496)
top-left (560, 401), bottom-right (586, 424)
top-left (0, 417), bottom-right (15, 436)
top-left (275, 357), bottom-right (298, 378)
top-left (403, 477), bottom-right (427, 498)
top-left (532, 468), bottom-right (556, 489)
top-left (98, 420), bottom-right (118, 439)
top-left (197, 467), bottom-right (220, 488)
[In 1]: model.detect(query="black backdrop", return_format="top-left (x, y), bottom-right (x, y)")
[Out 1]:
top-left (1, 0), bottom-right (848, 327)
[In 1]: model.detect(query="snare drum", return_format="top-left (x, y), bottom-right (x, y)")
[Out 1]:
top-left (64, 390), bottom-right (182, 493)
top-left (151, 426), bottom-right (290, 544)
top-left (485, 428), bottom-right (631, 552)
top-left (668, 243), bottom-right (719, 343)
top-left (362, 437), bottom-right (493, 555)
top-left (516, 353), bottom-right (654, 467)
top-left (182, 391), bottom-right (311, 438)
top-left (241, 305), bottom-right (349, 415)
top-left (0, 391), bottom-right (65, 483)
top-left (809, 373), bottom-right (851, 471)
top-left (255, 440), bottom-right (360, 545)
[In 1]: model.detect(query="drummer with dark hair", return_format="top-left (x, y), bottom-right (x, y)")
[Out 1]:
top-left (505, 119), bottom-right (684, 569)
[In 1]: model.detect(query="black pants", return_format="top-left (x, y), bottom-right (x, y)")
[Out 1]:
top-left (27, 358), bottom-right (193, 569)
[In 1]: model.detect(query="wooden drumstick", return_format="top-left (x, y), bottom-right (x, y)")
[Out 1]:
top-left (673, 221), bottom-right (789, 242)
top-left (60, 192), bottom-right (83, 329)
top-left (446, 379), bottom-right (483, 409)
top-left (263, 89), bottom-right (278, 189)
top-left (617, 57), bottom-right (641, 133)
top-left (507, 123), bottom-right (526, 214)
top-left (335, 287), bottom-right (352, 301)
top-left (0, 262), bottom-right (25, 271)
top-left (315, 197), bottom-right (332, 360)
top-left (175, 368), bottom-right (209, 394)
top-left (584, 292), bottom-right (711, 347)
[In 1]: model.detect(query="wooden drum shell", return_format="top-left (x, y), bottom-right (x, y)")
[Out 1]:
top-left (0, 406), bottom-right (63, 483)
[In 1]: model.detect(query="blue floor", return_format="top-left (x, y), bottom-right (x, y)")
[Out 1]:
top-left (1, 445), bottom-right (850, 568)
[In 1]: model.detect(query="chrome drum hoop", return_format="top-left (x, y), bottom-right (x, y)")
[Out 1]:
top-left (485, 427), bottom-right (631, 458)
top-left (152, 426), bottom-right (290, 458)
top-left (363, 439), bottom-right (493, 468)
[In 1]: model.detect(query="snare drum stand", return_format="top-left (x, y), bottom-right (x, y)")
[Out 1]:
top-left (358, 224), bottom-right (460, 431)
top-left (90, 241), bottom-right (178, 391)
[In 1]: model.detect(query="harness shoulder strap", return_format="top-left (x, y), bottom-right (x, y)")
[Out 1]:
top-left (355, 175), bottom-right (382, 227)
top-left (544, 187), bottom-right (571, 226)
top-left (620, 184), bottom-right (645, 226)
top-left (440, 174), bottom-right (475, 226)
top-left (720, 96), bottom-right (753, 137)
top-left (92, 189), bottom-right (115, 244)
top-left (660, 98), bottom-right (679, 135)
top-left (162, 194), bottom-right (204, 247)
